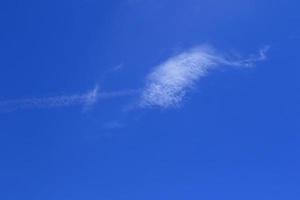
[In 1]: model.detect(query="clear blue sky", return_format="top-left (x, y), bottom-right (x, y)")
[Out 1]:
top-left (0, 0), bottom-right (300, 199)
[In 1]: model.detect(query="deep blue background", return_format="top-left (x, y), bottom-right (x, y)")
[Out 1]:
top-left (0, 0), bottom-right (299, 199)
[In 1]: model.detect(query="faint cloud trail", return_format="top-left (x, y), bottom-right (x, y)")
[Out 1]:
top-left (0, 86), bottom-right (138, 112)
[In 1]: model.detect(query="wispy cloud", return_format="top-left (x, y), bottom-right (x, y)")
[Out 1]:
top-left (0, 45), bottom-right (268, 113)
top-left (0, 86), bottom-right (137, 112)
top-left (140, 45), bottom-right (268, 108)
top-left (102, 120), bottom-right (126, 130)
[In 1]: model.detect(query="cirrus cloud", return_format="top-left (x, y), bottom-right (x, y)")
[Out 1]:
top-left (139, 45), bottom-right (268, 108)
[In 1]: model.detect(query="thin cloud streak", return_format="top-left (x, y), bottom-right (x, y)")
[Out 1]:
top-left (0, 86), bottom-right (137, 112)
top-left (140, 45), bottom-right (268, 108)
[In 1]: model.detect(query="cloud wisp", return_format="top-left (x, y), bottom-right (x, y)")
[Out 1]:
top-left (0, 45), bottom-right (268, 113)
top-left (0, 86), bottom-right (137, 112)
top-left (140, 46), bottom-right (268, 108)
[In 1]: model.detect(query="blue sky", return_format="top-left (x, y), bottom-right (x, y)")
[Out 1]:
top-left (0, 0), bottom-right (300, 199)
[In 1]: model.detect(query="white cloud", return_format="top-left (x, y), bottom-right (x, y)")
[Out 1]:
top-left (0, 45), bottom-right (268, 112)
top-left (140, 45), bottom-right (268, 108)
